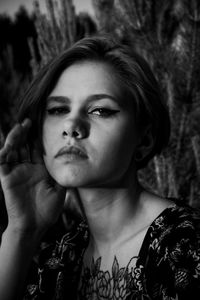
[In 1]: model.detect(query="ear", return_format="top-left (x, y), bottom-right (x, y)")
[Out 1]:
top-left (134, 125), bottom-right (155, 163)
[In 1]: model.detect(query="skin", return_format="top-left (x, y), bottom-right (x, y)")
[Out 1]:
top-left (42, 60), bottom-right (170, 270)
top-left (0, 120), bottom-right (66, 300)
top-left (0, 59), bottom-right (172, 299)
top-left (43, 60), bottom-right (139, 188)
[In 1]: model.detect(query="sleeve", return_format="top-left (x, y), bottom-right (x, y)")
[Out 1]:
top-left (22, 217), bottom-right (89, 300)
top-left (158, 206), bottom-right (200, 299)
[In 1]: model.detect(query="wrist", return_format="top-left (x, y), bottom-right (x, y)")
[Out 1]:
top-left (4, 224), bottom-right (45, 246)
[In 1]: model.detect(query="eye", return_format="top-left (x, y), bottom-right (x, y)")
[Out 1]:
top-left (89, 107), bottom-right (120, 118)
top-left (46, 106), bottom-right (70, 115)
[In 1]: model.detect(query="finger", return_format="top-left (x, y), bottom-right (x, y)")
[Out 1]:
top-left (4, 119), bottom-right (32, 151)
top-left (6, 150), bottom-right (19, 174)
top-left (6, 149), bottom-right (19, 164)
top-left (31, 146), bottom-right (43, 164)
top-left (56, 184), bottom-right (67, 205)
top-left (20, 119), bottom-right (32, 146)
top-left (4, 123), bottom-right (23, 151)
top-left (19, 145), bottom-right (31, 163)
top-left (0, 163), bottom-right (10, 177)
top-left (0, 147), bottom-right (8, 164)
top-left (21, 118), bottom-right (32, 129)
top-left (0, 119), bottom-right (32, 175)
top-left (0, 147), bottom-right (10, 176)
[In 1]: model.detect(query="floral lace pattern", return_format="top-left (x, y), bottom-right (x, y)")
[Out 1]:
top-left (78, 256), bottom-right (144, 300)
top-left (23, 218), bottom-right (89, 300)
top-left (23, 200), bottom-right (200, 299)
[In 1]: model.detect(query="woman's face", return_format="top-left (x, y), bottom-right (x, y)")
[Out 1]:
top-left (42, 60), bottom-right (138, 187)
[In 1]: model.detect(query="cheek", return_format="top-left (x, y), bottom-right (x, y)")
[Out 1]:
top-left (86, 125), bottom-right (136, 186)
top-left (92, 121), bottom-right (136, 165)
top-left (42, 122), bottom-right (60, 171)
top-left (42, 121), bottom-right (59, 150)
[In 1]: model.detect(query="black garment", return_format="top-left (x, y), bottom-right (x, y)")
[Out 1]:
top-left (23, 200), bottom-right (200, 299)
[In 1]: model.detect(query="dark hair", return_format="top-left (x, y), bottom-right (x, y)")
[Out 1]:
top-left (18, 34), bottom-right (170, 169)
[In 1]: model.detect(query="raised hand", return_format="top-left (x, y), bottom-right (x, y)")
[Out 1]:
top-left (0, 119), bottom-right (66, 236)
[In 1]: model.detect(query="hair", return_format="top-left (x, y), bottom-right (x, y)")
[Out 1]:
top-left (18, 34), bottom-right (170, 169)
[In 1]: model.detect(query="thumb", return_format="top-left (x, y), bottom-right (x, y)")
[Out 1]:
top-left (55, 183), bottom-right (67, 204)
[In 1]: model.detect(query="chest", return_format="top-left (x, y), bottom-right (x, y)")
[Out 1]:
top-left (77, 255), bottom-right (142, 299)
top-left (76, 229), bottom-right (149, 299)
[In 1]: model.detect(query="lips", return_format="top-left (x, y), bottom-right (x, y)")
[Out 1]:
top-left (55, 145), bottom-right (88, 159)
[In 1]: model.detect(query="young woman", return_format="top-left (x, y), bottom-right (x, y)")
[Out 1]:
top-left (0, 35), bottom-right (199, 300)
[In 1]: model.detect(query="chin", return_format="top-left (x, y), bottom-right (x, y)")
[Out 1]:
top-left (49, 165), bottom-right (127, 188)
top-left (52, 171), bottom-right (89, 187)
top-left (54, 177), bottom-right (82, 188)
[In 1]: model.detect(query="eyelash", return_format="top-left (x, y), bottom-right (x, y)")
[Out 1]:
top-left (47, 107), bottom-right (70, 115)
top-left (89, 108), bottom-right (120, 117)
top-left (46, 107), bottom-right (120, 118)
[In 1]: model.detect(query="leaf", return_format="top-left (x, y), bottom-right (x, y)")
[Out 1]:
top-left (112, 256), bottom-right (119, 279)
top-left (118, 267), bottom-right (125, 279)
top-left (95, 256), bottom-right (102, 274)
top-left (91, 257), bottom-right (95, 276)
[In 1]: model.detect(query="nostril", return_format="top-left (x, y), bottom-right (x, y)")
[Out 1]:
top-left (62, 121), bottom-right (88, 139)
top-left (63, 131), bottom-right (68, 137)
top-left (62, 129), bottom-right (82, 138)
top-left (72, 131), bottom-right (79, 137)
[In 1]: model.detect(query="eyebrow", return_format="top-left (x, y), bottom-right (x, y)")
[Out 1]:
top-left (47, 94), bottom-right (121, 105)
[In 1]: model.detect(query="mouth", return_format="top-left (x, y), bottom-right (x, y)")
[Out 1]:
top-left (55, 145), bottom-right (88, 160)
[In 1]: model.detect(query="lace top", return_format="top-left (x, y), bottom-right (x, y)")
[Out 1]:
top-left (23, 200), bottom-right (200, 299)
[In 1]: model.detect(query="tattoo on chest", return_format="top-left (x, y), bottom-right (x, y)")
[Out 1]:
top-left (78, 255), bottom-right (144, 299)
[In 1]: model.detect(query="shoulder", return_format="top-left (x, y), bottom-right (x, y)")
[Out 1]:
top-left (139, 192), bottom-right (200, 256)
top-left (161, 199), bottom-right (200, 241)
top-left (148, 199), bottom-right (200, 257)
top-left (145, 199), bottom-right (200, 298)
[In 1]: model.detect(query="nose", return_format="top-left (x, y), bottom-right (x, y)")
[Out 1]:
top-left (62, 119), bottom-right (88, 139)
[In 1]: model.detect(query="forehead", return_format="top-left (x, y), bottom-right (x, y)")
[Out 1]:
top-left (50, 61), bottom-right (125, 100)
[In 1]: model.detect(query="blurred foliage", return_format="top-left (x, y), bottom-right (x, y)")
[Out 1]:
top-left (0, 46), bottom-right (29, 136)
top-left (29, 0), bottom-right (97, 74)
top-left (92, 0), bottom-right (200, 206)
top-left (0, 6), bottom-right (38, 75)
top-left (0, 6), bottom-right (38, 139)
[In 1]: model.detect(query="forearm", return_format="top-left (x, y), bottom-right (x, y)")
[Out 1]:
top-left (0, 227), bottom-right (42, 300)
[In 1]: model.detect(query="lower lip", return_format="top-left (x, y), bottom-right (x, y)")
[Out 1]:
top-left (57, 153), bottom-right (88, 162)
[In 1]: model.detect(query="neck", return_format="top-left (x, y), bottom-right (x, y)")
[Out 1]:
top-left (76, 177), bottom-right (143, 253)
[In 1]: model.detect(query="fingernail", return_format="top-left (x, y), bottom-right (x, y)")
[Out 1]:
top-left (21, 118), bottom-right (31, 128)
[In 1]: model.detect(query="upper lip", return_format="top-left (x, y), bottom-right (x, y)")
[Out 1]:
top-left (55, 145), bottom-right (88, 158)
